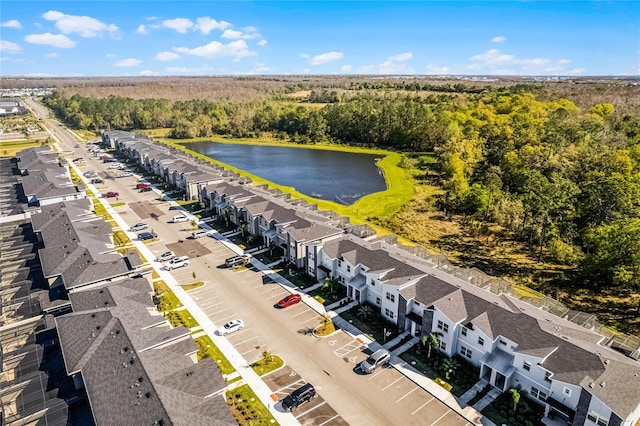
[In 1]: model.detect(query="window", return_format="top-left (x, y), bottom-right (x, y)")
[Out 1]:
top-left (460, 346), bottom-right (472, 359)
top-left (439, 341), bottom-right (447, 350)
top-left (587, 412), bottom-right (609, 426)
top-left (443, 323), bottom-right (448, 333)
top-left (563, 387), bottom-right (571, 397)
top-left (437, 320), bottom-right (443, 330)
top-left (384, 308), bottom-right (394, 319)
top-left (370, 279), bottom-right (375, 287)
top-left (478, 337), bottom-right (484, 346)
top-left (530, 387), bottom-right (547, 401)
top-left (386, 293), bottom-right (395, 302)
top-left (338, 260), bottom-right (342, 267)
top-left (544, 371), bottom-right (552, 382)
top-left (499, 339), bottom-right (507, 346)
top-left (376, 297), bottom-right (381, 305)
top-left (339, 276), bottom-right (345, 284)
top-left (523, 361), bottom-right (531, 371)
top-left (461, 327), bottom-right (467, 336)
top-left (347, 265), bottom-right (351, 273)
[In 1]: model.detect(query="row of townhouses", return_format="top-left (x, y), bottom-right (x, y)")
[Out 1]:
top-left (107, 130), bottom-right (640, 426)
top-left (1, 149), bottom-right (235, 425)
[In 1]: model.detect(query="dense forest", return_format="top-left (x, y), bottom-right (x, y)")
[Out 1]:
top-left (42, 83), bottom-right (640, 332)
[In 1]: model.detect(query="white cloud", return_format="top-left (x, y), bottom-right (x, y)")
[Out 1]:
top-left (136, 24), bottom-right (147, 35)
top-left (140, 70), bottom-right (158, 76)
top-left (300, 53), bottom-right (310, 59)
top-left (569, 68), bottom-right (585, 74)
top-left (26, 72), bottom-right (55, 77)
top-left (154, 51), bottom-right (181, 61)
top-left (1, 20), bottom-right (22, 29)
top-left (491, 36), bottom-right (506, 43)
top-left (308, 51), bottom-right (343, 65)
top-left (195, 17), bottom-right (231, 34)
top-left (25, 33), bottom-right (75, 48)
top-left (341, 64), bottom-right (352, 72)
top-left (221, 28), bottom-right (260, 40)
top-left (426, 64), bottom-right (450, 74)
top-left (174, 40), bottom-right (255, 59)
top-left (44, 52), bottom-right (58, 58)
top-left (470, 48), bottom-right (580, 75)
top-left (42, 10), bottom-right (118, 38)
top-left (105, 53), bottom-right (116, 58)
top-left (0, 40), bottom-right (21, 52)
top-left (359, 52), bottom-right (414, 74)
top-left (257, 39), bottom-right (268, 46)
top-left (470, 49), bottom-right (515, 65)
top-left (114, 58), bottom-right (142, 67)
top-left (162, 18), bottom-right (193, 33)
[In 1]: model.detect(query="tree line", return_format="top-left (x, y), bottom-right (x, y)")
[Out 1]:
top-left (43, 89), bottom-right (640, 292)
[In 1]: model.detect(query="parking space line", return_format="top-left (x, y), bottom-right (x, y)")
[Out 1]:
top-left (273, 379), bottom-right (305, 394)
top-left (317, 414), bottom-right (340, 426)
top-left (411, 397), bottom-right (434, 416)
top-left (430, 409), bottom-right (451, 425)
top-left (240, 347), bottom-right (260, 356)
top-left (291, 309), bottom-right (312, 318)
top-left (294, 401), bottom-right (326, 418)
top-left (395, 386), bottom-right (418, 403)
top-left (233, 335), bottom-right (258, 346)
top-left (215, 314), bottom-right (237, 323)
top-left (367, 368), bottom-right (389, 381)
top-left (381, 377), bottom-right (402, 391)
top-left (226, 328), bottom-right (250, 338)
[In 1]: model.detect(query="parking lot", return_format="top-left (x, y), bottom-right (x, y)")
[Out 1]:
top-left (263, 366), bottom-right (348, 426)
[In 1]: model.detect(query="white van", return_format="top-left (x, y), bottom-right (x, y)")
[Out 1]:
top-left (172, 215), bottom-right (188, 223)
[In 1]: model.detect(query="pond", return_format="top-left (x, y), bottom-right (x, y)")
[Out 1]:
top-left (185, 141), bottom-right (387, 205)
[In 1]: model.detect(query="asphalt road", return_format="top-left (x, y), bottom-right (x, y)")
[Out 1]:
top-left (44, 110), bottom-right (473, 426)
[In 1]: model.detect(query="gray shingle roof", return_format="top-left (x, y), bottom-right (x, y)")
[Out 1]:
top-left (57, 277), bottom-right (235, 425)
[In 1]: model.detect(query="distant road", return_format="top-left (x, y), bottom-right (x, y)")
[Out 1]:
top-left (22, 97), bottom-right (50, 119)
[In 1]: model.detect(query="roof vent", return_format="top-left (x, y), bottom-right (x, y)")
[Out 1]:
top-left (589, 382), bottom-right (594, 388)
top-left (600, 382), bottom-right (606, 387)
top-left (604, 359), bottom-right (610, 365)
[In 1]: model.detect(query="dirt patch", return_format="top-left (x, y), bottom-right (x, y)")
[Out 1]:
top-left (166, 239), bottom-right (211, 258)
top-left (130, 201), bottom-right (166, 222)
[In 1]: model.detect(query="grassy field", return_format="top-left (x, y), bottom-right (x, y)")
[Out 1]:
top-left (0, 140), bottom-right (45, 157)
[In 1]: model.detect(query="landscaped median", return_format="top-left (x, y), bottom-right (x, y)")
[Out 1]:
top-left (226, 384), bottom-right (279, 426)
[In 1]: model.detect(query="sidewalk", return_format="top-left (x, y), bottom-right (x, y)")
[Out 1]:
top-left (81, 177), bottom-right (299, 426)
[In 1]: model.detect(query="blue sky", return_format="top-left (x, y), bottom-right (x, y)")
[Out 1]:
top-left (1, 1), bottom-right (638, 77)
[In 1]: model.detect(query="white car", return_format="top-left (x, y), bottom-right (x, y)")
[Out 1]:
top-left (119, 172), bottom-right (133, 177)
top-left (218, 319), bottom-right (244, 336)
top-left (172, 215), bottom-right (189, 223)
top-left (156, 251), bottom-right (175, 262)
top-left (128, 222), bottom-right (148, 232)
top-left (165, 256), bottom-right (189, 271)
top-left (108, 163), bottom-right (122, 169)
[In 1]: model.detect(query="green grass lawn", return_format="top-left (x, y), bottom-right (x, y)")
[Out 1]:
top-left (250, 354), bottom-right (284, 376)
top-left (153, 280), bottom-right (183, 310)
top-left (226, 384), bottom-right (279, 426)
top-left (338, 302), bottom-right (400, 342)
top-left (165, 309), bottom-right (199, 329)
top-left (195, 335), bottom-right (236, 375)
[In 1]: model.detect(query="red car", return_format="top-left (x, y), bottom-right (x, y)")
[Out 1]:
top-left (103, 191), bottom-right (119, 198)
top-left (275, 294), bottom-right (302, 308)
top-left (136, 182), bottom-right (149, 189)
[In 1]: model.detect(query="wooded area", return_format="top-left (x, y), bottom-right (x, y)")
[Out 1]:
top-left (36, 76), bottom-right (640, 334)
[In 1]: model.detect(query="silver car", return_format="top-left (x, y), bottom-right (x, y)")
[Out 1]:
top-left (359, 349), bottom-right (391, 374)
top-left (129, 222), bottom-right (148, 232)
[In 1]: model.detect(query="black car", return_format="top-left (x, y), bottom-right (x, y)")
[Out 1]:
top-left (140, 186), bottom-right (153, 192)
top-left (138, 232), bottom-right (157, 241)
top-left (281, 383), bottom-right (316, 411)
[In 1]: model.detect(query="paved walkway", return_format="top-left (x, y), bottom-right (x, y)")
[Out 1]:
top-left (78, 176), bottom-right (299, 426)
top-left (76, 161), bottom-right (484, 426)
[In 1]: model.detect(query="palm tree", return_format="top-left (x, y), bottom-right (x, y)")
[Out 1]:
top-left (262, 349), bottom-right (273, 364)
top-left (509, 388), bottom-right (521, 413)
top-left (440, 357), bottom-right (459, 380)
top-left (421, 332), bottom-right (443, 358)
top-left (357, 303), bottom-right (374, 321)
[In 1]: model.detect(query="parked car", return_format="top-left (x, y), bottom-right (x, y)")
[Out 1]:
top-left (103, 158), bottom-right (117, 163)
top-left (217, 319), bottom-right (244, 336)
top-left (90, 177), bottom-right (103, 184)
top-left (172, 215), bottom-right (189, 223)
top-left (224, 254), bottom-right (250, 268)
top-left (137, 231), bottom-right (157, 241)
top-left (166, 256), bottom-right (190, 271)
top-left (119, 172), bottom-right (133, 177)
top-left (129, 222), bottom-right (148, 232)
top-left (72, 157), bottom-right (85, 164)
top-left (281, 383), bottom-right (317, 411)
top-left (136, 182), bottom-right (149, 189)
top-left (107, 163), bottom-right (122, 169)
top-left (83, 170), bottom-right (97, 177)
top-left (190, 230), bottom-right (208, 239)
top-left (275, 294), bottom-right (302, 309)
top-left (359, 349), bottom-right (391, 374)
top-left (102, 191), bottom-right (119, 198)
top-left (140, 186), bottom-right (153, 192)
top-left (156, 251), bottom-right (175, 262)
